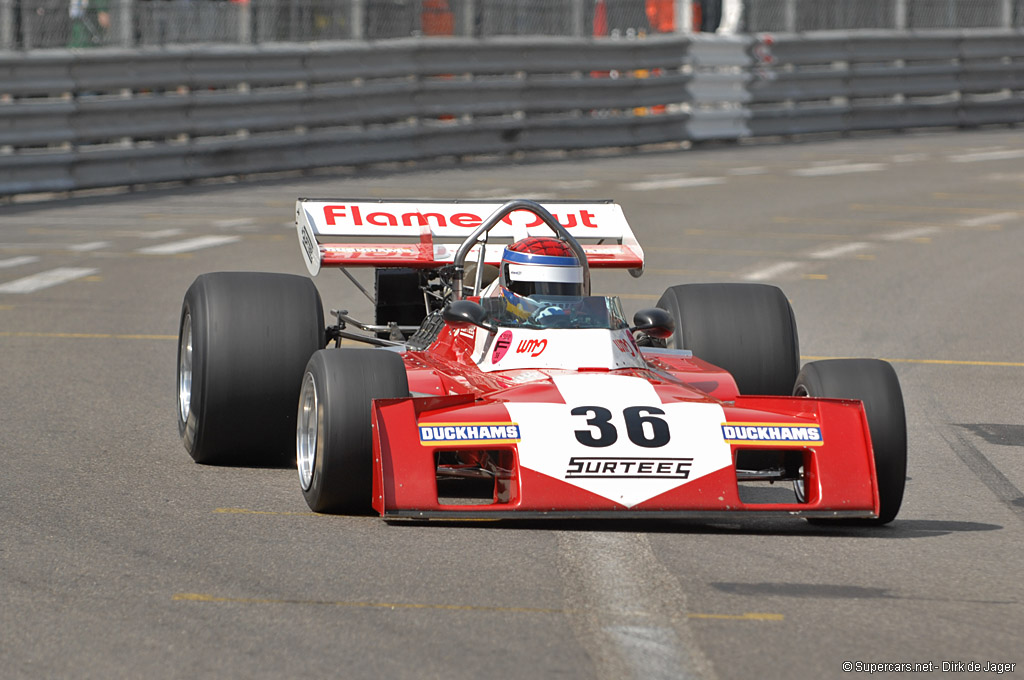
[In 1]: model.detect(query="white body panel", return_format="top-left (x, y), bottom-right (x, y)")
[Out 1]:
top-left (473, 327), bottom-right (648, 373)
top-left (506, 375), bottom-right (733, 508)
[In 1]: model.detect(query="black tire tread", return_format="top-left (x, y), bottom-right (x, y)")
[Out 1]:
top-left (301, 348), bottom-right (409, 513)
top-left (178, 272), bottom-right (324, 465)
top-left (794, 359), bottom-right (907, 525)
top-left (656, 283), bottom-right (799, 396)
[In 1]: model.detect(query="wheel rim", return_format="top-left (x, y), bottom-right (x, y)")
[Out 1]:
top-left (793, 467), bottom-right (807, 503)
top-left (178, 313), bottom-right (193, 423)
top-left (296, 372), bottom-right (319, 491)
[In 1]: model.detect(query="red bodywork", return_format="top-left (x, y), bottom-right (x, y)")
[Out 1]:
top-left (369, 323), bottom-right (880, 520)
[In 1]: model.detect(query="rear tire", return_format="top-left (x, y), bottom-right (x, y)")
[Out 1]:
top-left (297, 349), bottom-right (410, 514)
top-left (177, 272), bottom-right (324, 465)
top-left (794, 359), bottom-right (907, 525)
top-left (657, 283), bottom-right (799, 395)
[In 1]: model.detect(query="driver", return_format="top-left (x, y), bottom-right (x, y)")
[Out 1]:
top-left (497, 236), bottom-right (586, 322)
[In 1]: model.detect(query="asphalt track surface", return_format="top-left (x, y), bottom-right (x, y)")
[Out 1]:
top-left (2, 128), bottom-right (1022, 680)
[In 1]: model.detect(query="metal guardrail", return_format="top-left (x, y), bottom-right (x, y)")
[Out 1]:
top-left (747, 30), bottom-right (1024, 135)
top-left (0, 30), bottom-right (1021, 196)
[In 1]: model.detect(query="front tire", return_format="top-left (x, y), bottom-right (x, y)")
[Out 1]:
top-left (794, 359), bottom-right (907, 525)
top-left (657, 283), bottom-right (799, 395)
top-left (297, 349), bottom-right (410, 514)
top-left (177, 272), bottom-right (324, 465)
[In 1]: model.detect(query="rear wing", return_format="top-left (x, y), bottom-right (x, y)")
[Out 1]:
top-left (295, 199), bottom-right (644, 276)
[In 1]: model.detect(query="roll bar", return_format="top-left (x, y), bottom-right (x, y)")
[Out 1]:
top-left (451, 199), bottom-right (591, 300)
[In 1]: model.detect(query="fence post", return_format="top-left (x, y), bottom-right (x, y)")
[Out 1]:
top-left (116, 0), bottom-right (134, 47)
top-left (461, 0), bottom-right (476, 36)
top-left (894, 0), bottom-right (907, 30)
top-left (237, 0), bottom-right (252, 43)
top-left (350, 0), bottom-right (365, 39)
top-left (0, 0), bottom-right (13, 49)
top-left (571, 0), bottom-right (585, 37)
top-left (677, 0), bottom-right (693, 32)
top-left (1000, 0), bottom-right (1012, 27)
top-left (784, 0), bottom-right (797, 32)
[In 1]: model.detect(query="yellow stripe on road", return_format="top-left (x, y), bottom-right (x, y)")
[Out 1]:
top-left (214, 507), bottom-right (320, 517)
top-left (172, 592), bottom-right (783, 621)
top-left (173, 592), bottom-right (565, 615)
top-left (802, 355), bottom-right (1024, 368)
top-left (0, 331), bottom-right (176, 340)
top-left (687, 612), bottom-right (785, 621)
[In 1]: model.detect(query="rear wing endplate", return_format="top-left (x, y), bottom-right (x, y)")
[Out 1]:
top-left (295, 199), bottom-right (644, 276)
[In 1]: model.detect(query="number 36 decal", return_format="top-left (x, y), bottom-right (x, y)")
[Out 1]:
top-left (570, 406), bottom-right (671, 448)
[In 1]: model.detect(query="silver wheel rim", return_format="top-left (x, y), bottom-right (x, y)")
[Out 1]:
top-left (178, 313), bottom-right (193, 423)
top-left (296, 372), bottom-right (319, 491)
top-left (793, 470), bottom-right (807, 503)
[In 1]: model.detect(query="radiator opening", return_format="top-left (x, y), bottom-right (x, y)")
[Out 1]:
top-left (435, 449), bottom-right (517, 506)
top-left (735, 449), bottom-right (808, 505)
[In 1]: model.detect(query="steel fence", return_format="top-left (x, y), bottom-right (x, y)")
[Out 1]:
top-left (742, 0), bottom-right (1024, 31)
top-left (1, 30), bottom-right (1020, 196)
top-left (8, 1), bottom-right (1024, 50)
top-left (6, 0), bottom-right (675, 49)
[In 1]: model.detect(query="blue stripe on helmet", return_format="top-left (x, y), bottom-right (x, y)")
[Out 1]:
top-left (502, 249), bottom-right (579, 267)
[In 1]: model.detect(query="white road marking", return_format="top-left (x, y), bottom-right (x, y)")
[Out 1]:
top-left (743, 261), bottom-right (801, 281)
top-left (138, 229), bottom-right (185, 239)
top-left (137, 235), bottom-right (242, 255)
top-left (808, 242), bottom-right (871, 259)
top-left (957, 212), bottom-right (1018, 228)
top-left (0, 267), bottom-right (98, 294)
top-left (985, 172), bottom-right (1024, 182)
top-left (0, 256), bottom-right (40, 269)
top-left (558, 532), bottom-right (712, 680)
top-left (790, 163), bottom-right (887, 177)
top-left (553, 180), bottom-right (600, 189)
top-left (214, 218), bottom-right (254, 229)
top-left (948, 149), bottom-right (1024, 163)
top-left (0, 243), bottom-right (51, 250)
top-left (626, 177), bottom-right (726, 191)
top-left (891, 153), bottom-right (930, 163)
top-left (882, 227), bottom-right (941, 241)
top-left (727, 166), bottom-right (767, 175)
top-left (466, 188), bottom-right (514, 198)
top-left (68, 241), bottom-right (110, 252)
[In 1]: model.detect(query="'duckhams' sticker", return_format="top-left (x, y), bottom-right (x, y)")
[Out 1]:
top-left (491, 330), bottom-right (513, 363)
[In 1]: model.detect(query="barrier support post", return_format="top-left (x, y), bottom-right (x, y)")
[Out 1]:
top-left (0, 0), bottom-right (12, 49)
top-left (116, 0), bottom-right (134, 47)
top-left (351, 0), bottom-right (365, 39)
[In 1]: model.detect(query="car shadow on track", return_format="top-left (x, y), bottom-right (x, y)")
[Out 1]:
top-left (383, 517), bottom-right (1002, 539)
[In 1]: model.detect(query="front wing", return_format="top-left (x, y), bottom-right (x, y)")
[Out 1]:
top-left (370, 379), bottom-right (880, 520)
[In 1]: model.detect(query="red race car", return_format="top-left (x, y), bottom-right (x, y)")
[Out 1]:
top-left (177, 199), bottom-right (906, 524)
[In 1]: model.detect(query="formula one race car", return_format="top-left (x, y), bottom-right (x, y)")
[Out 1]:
top-left (176, 199), bottom-right (907, 524)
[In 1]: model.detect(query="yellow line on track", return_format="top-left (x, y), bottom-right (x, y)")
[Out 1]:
top-left (0, 331), bottom-right (176, 340)
top-left (687, 612), bottom-right (785, 621)
top-left (214, 507), bottom-right (320, 516)
top-left (171, 593), bottom-right (783, 621)
top-left (802, 355), bottom-right (1024, 368)
top-left (848, 203), bottom-right (1023, 216)
top-left (172, 593), bottom-right (565, 615)
top-left (685, 228), bottom-right (850, 241)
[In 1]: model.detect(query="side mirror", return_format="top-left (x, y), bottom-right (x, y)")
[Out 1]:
top-left (632, 308), bottom-right (675, 339)
top-left (443, 300), bottom-right (497, 335)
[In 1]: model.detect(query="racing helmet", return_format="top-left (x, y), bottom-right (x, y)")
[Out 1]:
top-left (499, 237), bottom-right (586, 305)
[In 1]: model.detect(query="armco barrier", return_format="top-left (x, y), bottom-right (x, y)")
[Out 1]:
top-left (1, 31), bottom-right (1022, 196)
top-left (747, 30), bottom-right (1024, 135)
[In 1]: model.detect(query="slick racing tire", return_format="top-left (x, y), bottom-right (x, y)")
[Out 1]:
top-left (177, 272), bottom-right (325, 465)
top-left (794, 359), bottom-right (907, 525)
top-left (656, 283), bottom-right (799, 395)
top-left (297, 349), bottom-right (409, 514)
